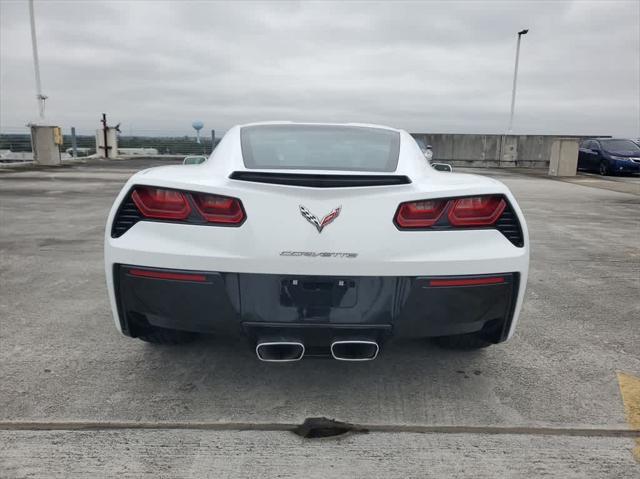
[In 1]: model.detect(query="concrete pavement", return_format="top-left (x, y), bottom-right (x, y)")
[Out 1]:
top-left (0, 159), bottom-right (638, 477)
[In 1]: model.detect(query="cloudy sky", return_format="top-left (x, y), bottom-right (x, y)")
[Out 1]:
top-left (1, 0), bottom-right (638, 137)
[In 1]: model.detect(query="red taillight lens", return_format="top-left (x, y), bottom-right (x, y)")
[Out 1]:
top-left (395, 199), bottom-right (447, 228)
top-left (131, 186), bottom-right (191, 220)
top-left (192, 193), bottom-right (245, 224)
top-left (448, 195), bottom-right (506, 226)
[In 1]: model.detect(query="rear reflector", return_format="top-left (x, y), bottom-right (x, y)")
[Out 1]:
top-left (131, 186), bottom-right (191, 220)
top-left (192, 192), bottom-right (245, 224)
top-left (128, 268), bottom-right (207, 282)
top-left (429, 276), bottom-right (505, 287)
top-left (448, 196), bottom-right (506, 226)
top-left (395, 199), bottom-right (447, 228)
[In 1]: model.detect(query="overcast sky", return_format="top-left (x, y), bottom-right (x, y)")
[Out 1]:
top-left (1, 0), bottom-right (639, 137)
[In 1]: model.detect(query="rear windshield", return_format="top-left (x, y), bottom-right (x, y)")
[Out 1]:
top-left (240, 125), bottom-right (401, 172)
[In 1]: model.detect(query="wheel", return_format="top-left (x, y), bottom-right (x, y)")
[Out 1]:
top-left (599, 160), bottom-right (609, 176)
top-left (432, 332), bottom-right (494, 350)
top-left (136, 325), bottom-right (197, 345)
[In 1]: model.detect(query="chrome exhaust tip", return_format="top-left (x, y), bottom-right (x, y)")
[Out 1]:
top-left (256, 341), bottom-right (305, 362)
top-left (330, 340), bottom-right (379, 361)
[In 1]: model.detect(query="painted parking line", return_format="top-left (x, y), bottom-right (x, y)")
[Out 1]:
top-left (617, 371), bottom-right (640, 462)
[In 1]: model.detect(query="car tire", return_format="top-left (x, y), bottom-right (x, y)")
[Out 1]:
top-left (599, 160), bottom-right (609, 176)
top-left (136, 325), bottom-right (198, 345)
top-left (432, 332), bottom-right (494, 350)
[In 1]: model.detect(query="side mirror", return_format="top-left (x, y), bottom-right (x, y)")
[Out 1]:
top-left (431, 162), bottom-right (453, 172)
top-left (183, 155), bottom-right (207, 165)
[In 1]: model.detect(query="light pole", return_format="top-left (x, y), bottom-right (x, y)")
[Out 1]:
top-left (508, 28), bottom-right (528, 133)
top-left (28, 0), bottom-right (47, 119)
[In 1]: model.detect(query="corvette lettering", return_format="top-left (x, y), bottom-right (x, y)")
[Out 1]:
top-left (280, 251), bottom-right (358, 258)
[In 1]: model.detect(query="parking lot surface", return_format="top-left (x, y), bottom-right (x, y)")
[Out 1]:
top-left (1, 159), bottom-right (639, 477)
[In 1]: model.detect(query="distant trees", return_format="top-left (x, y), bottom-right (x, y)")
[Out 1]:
top-left (0, 134), bottom-right (219, 155)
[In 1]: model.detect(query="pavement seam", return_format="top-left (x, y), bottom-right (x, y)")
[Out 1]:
top-left (0, 421), bottom-right (638, 438)
top-left (546, 175), bottom-right (640, 196)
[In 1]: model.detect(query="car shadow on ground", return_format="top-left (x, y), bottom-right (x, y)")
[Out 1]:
top-left (120, 334), bottom-right (503, 425)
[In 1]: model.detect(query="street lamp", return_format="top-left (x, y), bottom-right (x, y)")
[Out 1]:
top-left (507, 28), bottom-right (529, 133)
top-left (28, 0), bottom-right (47, 120)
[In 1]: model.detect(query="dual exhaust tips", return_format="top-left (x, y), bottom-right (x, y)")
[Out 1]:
top-left (256, 340), bottom-right (379, 362)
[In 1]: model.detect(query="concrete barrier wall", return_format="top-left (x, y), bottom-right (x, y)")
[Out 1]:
top-left (411, 134), bottom-right (580, 169)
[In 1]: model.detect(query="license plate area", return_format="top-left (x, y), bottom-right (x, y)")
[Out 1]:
top-left (280, 278), bottom-right (357, 308)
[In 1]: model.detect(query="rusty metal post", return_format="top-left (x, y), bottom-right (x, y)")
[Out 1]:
top-left (101, 113), bottom-right (109, 158)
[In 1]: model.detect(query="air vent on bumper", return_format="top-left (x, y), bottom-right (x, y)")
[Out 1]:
top-left (494, 204), bottom-right (524, 247)
top-left (111, 194), bottom-right (143, 238)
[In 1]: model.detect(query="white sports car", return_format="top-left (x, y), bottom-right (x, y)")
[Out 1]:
top-left (105, 122), bottom-right (529, 361)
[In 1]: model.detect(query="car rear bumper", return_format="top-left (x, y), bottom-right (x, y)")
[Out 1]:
top-left (113, 264), bottom-right (521, 349)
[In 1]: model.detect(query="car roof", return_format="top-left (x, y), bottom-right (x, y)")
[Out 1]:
top-left (587, 137), bottom-right (634, 141)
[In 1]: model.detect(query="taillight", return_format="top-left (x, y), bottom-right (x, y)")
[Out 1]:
top-left (395, 199), bottom-right (447, 228)
top-left (131, 186), bottom-right (191, 220)
top-left (192, 192), bottom-right (245, 224)
top-left (112, 186), bottom-right (247, 237)
top-left (448, 196), bottom-right (506, 226)
top-left (395, 195), bottom-right (507, 229)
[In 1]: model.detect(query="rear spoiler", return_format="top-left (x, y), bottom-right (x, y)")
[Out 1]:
top-left (229, 171), bottom-right (411, 188)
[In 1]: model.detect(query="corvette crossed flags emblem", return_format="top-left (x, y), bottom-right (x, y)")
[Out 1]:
top-left (299, 205), bottom-right (341, 233)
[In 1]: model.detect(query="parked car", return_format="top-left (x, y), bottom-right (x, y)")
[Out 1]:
top-left (415, 138), bottom-right (453, 171)
top-left (578, 138), bottom-right (640, 176)
top-left (65, 147), bottom-right (93, 157)
top-left (183, 155), bottom-right (207, 165)
top-left (415, 137), bottom-right (434, 160)
top-left (105, 122), bottom-right (528, 360)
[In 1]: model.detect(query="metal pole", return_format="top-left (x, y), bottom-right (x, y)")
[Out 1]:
top-left (101, 113), bottom-right (109, 159)
top-left (28, 0), bottom-right (46, 119)
top-left (508, 29), bottom-right (528, 134)
top-left (71, 127), bottom-right (77, 158)
top-left (211, 129), bottom-right (215, 154)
